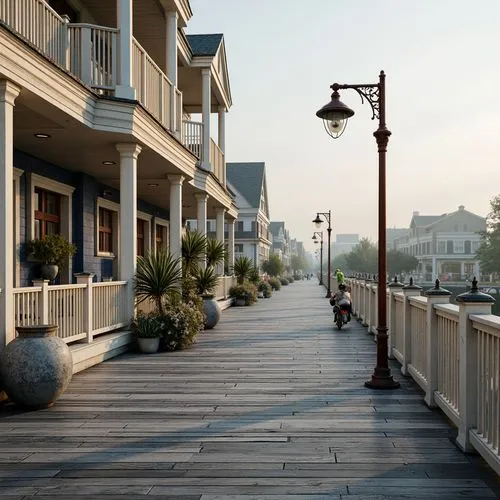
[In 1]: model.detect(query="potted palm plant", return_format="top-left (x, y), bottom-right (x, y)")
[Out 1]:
top-left (133, 249), bottom-right (182, 353)
top-left (26, 234), bottom-right (77, 281)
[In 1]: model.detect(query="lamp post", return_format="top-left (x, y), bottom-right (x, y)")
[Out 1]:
top-left (313, 211), bottom-right (332, 298)
top-left (315, 70), bottom-right (399, 390)
top-left (312, 231), bottom-right (324, 285)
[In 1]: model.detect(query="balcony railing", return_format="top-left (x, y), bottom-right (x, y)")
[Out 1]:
top-left (182, 120), bottom-right (203, 157)
top-left (210, 138), bottom-right (225, 186)
top-left (0, 0), bottom-right (181, 133)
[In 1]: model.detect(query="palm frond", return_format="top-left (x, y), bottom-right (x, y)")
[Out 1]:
top-left (182, 230), bottom-right (207, 275)
top-left (206, 239), bottom-right (227, 269)
top-left (232, 256), bottom-right (254, 284)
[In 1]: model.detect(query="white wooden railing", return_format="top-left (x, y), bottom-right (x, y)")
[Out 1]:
top-left (68, 24), bottom-right (118, 90)
top-left (13, 279), bottom-right (128, 344)
top-left (210, 138), bottom-right (225, 185)
top-left (347, 277), bottom-right (500, 475)
top-left (183, 120), bottom-right (203, 158)
top-left (0, 0), bottom-right (67, 64)
top-left (214, 276), bottom-right (236, 300)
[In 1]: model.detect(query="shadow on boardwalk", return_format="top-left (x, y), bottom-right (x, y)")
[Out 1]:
top-left (0, 280), bottom-right (499, 499)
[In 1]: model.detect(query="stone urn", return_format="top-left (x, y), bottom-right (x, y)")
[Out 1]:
top-left (0, 325), bottom-right (73, 409)
top-left (203, 295), bottom-right (221, 329)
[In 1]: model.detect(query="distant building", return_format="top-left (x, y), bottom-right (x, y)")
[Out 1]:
top-left (386, 228), bottom-right (409, 250)
top-left (269, 222), bottom-right (290, 268)
top-left (392, 206), bottom-right (485, 281)
top-left (332, 234), bottom-right (359, 258)
top-left (226, 162), bottom-right (271, 267)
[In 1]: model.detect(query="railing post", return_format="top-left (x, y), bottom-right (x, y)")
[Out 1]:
top-left (455, 278), bottom-right (494, 452)
top-left (61, 15), bottom-right (71, 70)
top-left (423, 279), bottom-right (451, 407)
top-left (401, 278), bottom-right (422, 376)
top-left (80, 25), bottom-right (92, 86)
top-left (75, 273), bottom-right (95, 343)
top-left (33, 279), bottom-right (50, 325)
top-left (361, 279), bottom-right (369, 326)
top-left (388, 276), bottom-right (404, 359)
top-left (140, 52), bottom-right (147, 103)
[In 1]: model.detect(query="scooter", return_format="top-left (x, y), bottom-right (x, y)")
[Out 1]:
top-left (333, 304), bottom-right (350, 330)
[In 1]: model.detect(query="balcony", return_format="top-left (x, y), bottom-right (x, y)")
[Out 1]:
top-left (0, 0), bottom-right (183, 135)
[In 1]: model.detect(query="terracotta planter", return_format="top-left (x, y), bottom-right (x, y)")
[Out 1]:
top-left (0, 325), bottom-right (73, 409)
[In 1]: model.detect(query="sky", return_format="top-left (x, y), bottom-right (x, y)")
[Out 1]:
top-left (187, 0), bottom-right (500, 252)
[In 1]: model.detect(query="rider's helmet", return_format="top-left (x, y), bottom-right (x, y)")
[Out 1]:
top-left (338, 283), bottom-right (346, 291)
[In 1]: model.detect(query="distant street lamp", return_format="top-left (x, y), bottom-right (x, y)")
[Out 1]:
top-left (313, 211), bottom-right (332, 298)
top-left (312, 231), bottom-right (324, 285)
top-left (315, 70), bottom-right (399, 390)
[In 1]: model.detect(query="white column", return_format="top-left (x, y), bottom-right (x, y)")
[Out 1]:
top-left (432, 256), bottom-right (436, 279)
top-left (387, 280), bottom-right (404, 359)
top-left (116, 143), bottom-right (141, 320)
top-left (166, 11), bottom-right (178, 86)
top-left (195, 193), bottom-right (208, 236)
top-left (215, 207), bottom-right (225, 275)
top-left (0, 81), bottom-right (21, 348)
top-left (218, 106), bottom-right (226, 154)
top-left (227, 218), bottom-right (235, 275)
top-left (168, 175), bottom-right (184, 273)
top-left (116, 0), bottom-right (135, 99)
top-left (201, 68), bottom-right (211, 170)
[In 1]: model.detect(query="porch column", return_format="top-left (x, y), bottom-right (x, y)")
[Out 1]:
top-left (166, 11), bottom-right (178, 87)
top-left (116, 0), bottom-right (135, 99)
top-left (201, 68), bottom-right (211, 170)
top-left (0, 81), bottom-right (21, 348)
top-left (168, 175), bottom-right (184, 273)
top-left (116, 143), bottom-right (141, 320)
top-left (432, 256), bottom-right (436, 279)
top-left (195, 193), bottom-right (208, 236)
top-left (227, 218), bottom-right (235, 275)
top-left (218, 106), bottom-right (226, 154)
top-left (215, 207), bottom-right (225, 275)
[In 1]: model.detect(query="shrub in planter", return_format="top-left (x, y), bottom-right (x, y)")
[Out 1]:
top-left (131, 312), bottom-right (163, 354)
top-left (160, 296), bottom-right (204, 351)
top-left (288, 276), bottom-right (295, 283)
top-left (258, 281), bottom-right (272, 298)
top-left (229, 283), bottom-right (258, 306)
top-left (268, 277), bottom-right (281, 291)
top-left (280, 278), bottom-right (289, 286)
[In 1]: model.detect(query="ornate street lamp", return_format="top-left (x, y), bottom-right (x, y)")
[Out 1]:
top-left (316, 70), bottom-right (399, 390)
top-left (312, 211), bottom-right (332, 298)
top-left (312, 231), bottom-right (324, 286)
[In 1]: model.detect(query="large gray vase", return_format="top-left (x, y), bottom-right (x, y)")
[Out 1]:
top-left (0, 325), bottom-right (73, 409)
top-left (203, 296), bottom-right (221, 329)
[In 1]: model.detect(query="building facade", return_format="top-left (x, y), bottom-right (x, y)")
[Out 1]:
top-left (332, 233), bottom-right (360, 258)
top-left (269, 221), bottom-right (290, 269)
top-left (226, 162), bottom-right (271, 268)
top-left (393, 206), bottom-right (484, 281)
top-left (0, 0), bottom-right (238, 368)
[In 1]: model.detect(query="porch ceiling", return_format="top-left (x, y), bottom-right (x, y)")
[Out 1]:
top-left (13, 90), bottom-right (196, 214)
top-left (179, 67), bottom-right (226, 113)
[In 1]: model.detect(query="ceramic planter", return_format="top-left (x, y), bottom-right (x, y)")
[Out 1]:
top-left (137, 337), bottom-right (160, 354)
top-left (40, 264), bottom-right (58, 281)
top-left (203, 296), bottom-right (221, 329)
top-left (0, 325), bottom-right (73, 409)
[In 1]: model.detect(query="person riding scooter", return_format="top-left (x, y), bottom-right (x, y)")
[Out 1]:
top-left (330, 283), bottom-right (352, 322)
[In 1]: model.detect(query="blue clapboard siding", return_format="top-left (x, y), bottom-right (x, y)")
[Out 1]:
top-left (15, 150), bottom-right (170, 286)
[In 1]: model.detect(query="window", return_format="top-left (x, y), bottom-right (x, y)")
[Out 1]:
top-left (96, 198), bottom-right (119, 257)
top-left (463, 224), bottom-right (468, 232)
top-left (236, 221), bottom-right (244, 232)
top-left (99, 207), bottom-right (114, 253)
top-left (471, 240), bottom-right (480, 253)
top-left (235, 244), bottom-right (244, 253)
top-left (454, 224), bottom-right (459, 232)
top-left (155, 218), bottom-right (169, 252)
top-left (454, 240), bottom-right (465, 253)
top-left (34, 188), bottom-right (61, 238)
top-left (137, 219), bottom-right (145, 257)
top-left (437, 241), bottom-right (446, 254)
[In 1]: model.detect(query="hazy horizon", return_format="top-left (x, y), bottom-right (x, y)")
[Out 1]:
top-left (187, 1), bottom-right (500, 252)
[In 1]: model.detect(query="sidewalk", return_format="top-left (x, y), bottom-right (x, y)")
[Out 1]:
top-left (0, 279), bottom-right (498, 499)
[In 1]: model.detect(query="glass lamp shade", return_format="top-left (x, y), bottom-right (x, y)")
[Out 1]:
top-left (316, 90), bottom-right (354, 139)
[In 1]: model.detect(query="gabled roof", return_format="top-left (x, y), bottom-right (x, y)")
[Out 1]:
top-left (226, 162), bottom-right (265, 209)
top-left (269, 222), bottom-right (285, 236)
top-left (411, 215), bottom-right (444, 227)
top-left (186, 34), bottom-right (223, 56)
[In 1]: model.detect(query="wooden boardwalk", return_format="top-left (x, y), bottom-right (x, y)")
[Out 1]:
top-left (0, 279), bottom-right (499, 499)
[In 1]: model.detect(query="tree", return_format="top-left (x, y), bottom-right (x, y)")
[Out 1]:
top-left (261, 254), bottom-right (285, 277)
top-left (332, 254), bottom-right (349, 272)
top-left (291, 254), bottom-right (307, 274)
top-left (345, 238), bottom-right (378, 274)
top-left (387, 249), bottom-right (418, 277)
top-left (476, 195), bottom-right (500, 273)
